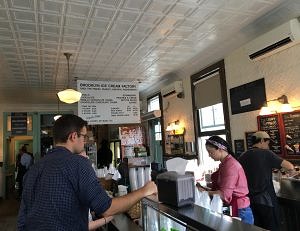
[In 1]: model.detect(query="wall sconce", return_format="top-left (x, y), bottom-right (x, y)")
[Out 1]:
top-left (259, 94), bottom-right (293, 115)
top-left (166, 120), bottom-right (185, 134)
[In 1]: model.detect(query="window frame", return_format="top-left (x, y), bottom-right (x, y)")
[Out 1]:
top-left (190, 60), bottom-right (231, 163)
top-left (147, 95), bottom-right (160, 112)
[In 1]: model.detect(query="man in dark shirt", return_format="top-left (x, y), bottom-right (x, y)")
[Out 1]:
top-left (239, 131), bottom-right (294, 231)
top-left (17, 114), bottom-right (157, 231)
top-left (97, 139), bottom-right (113, 168)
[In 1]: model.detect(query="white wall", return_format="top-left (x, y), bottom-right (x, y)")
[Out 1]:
top-left (145, 43), bottom-right (300, 150)
top-left (162, 77), bottom-right (195, 142)
top-left (225, 43), bottom-right (300, 143)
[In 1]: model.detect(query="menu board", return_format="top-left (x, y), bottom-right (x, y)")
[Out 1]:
top-left (258, 114), bottom-right (283, 155)
top-left (78, 80), bottom-right (140, 125)
top-left (234, 139), bottom-right (245, 158)
top-left (282, 111), bottom-right (300, 155)
top-left (245, 131), bottom-right (255, 150)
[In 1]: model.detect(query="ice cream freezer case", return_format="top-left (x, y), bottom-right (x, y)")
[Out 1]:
top-left (141, 195), bottom-right (267, 231)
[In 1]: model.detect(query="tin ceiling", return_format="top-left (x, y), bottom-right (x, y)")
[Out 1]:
top-left (0, 0), bottom-right (299, 104)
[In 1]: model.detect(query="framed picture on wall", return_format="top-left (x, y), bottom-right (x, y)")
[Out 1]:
top-left (230, 78), bottom-right (266, 114)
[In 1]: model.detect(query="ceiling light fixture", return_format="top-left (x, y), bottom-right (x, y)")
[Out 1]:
top-left (57, 53), bottom-right (82, 104)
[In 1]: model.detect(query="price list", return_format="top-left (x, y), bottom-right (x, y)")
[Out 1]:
top-left (258, 114), bottom-right (283, 155)
top-left (78, 81), bottom-right (140, 124)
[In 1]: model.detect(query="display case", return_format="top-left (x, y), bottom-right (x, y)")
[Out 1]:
top-left (142, 195), bottom-right (266, 231)
top-left (165, 134), bottom-right (184, 155)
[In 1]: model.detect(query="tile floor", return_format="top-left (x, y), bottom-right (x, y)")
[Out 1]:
top-left (0, 190), bottom-right (20, 230)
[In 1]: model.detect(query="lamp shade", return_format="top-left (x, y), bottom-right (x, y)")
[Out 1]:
top-left (280, 103), bottom-right (293, 113)
top-left (57, 88), bottom-right (82, 104)
top-left (259, 106), bottom-right (272, 115)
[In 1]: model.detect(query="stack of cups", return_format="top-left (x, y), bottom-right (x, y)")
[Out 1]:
top-left (145, 167), bottom-right (151, 182)
top-left (137, 167), bottom-right (145, 188)
top-left (118, 185), bottom-right (128, 196)
top-left (129, 168), bottom-right (138, 191)
top-left (129, 166), bottom-right (152, 191)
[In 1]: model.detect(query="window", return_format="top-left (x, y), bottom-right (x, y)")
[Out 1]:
top-left (147, 94), bottom-right (163, 165)
top-left (198, 103), bottom-right (226, 170)
top-left (154, 121), bottom-right (162, 141)
top-left (147, 95), bottom-right (162, 141)
top-left (199, 103), bottom-right (225, 132)
top-left (148, 95), bottom-right (160, 112)
top-left (191, 61), bottom-right (231, 173)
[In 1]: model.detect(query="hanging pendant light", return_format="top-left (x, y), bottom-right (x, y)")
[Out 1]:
top-left (57, 53), bottom-right (82, 104)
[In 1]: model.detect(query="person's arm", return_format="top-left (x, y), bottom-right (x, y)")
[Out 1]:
top-left (205, 189), bottom-right (221, 197)
top-left (281, 159), bottom-right (294, 171)
top-left (102, 181), bottom-right (157, 216)
top-left (88, 216), bottom-right (114, 231)
top-left (17, 203), bottom-right (25, 230)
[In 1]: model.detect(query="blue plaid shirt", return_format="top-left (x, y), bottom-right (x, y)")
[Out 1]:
top-left (17, 146), bottom-right (112, 231)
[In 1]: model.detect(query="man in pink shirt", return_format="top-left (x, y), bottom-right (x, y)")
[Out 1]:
top-left (197, 136), bottom-right (253, 224)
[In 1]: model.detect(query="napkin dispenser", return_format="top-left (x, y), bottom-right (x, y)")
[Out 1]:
top-left (157, 171), bottom-right (195, 207)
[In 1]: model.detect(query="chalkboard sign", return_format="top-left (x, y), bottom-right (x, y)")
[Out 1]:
top-left (245, 131), bottom-right (255, 150)
top-left (258, 114), bottom-right (283, 155)
top-left (234, 139), bottom-right (245, 158)
top-left (282, 111), bottom-right (300, 155)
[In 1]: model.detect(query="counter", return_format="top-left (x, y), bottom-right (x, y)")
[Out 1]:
top-left (276, 178), bottom-right (300, 231)
top-left (108, 213), bottom-right (141, 231)
top-left (142, 195), bottom-right (266, 231)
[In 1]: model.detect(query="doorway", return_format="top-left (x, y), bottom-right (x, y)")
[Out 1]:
top-left (6, 135), bottom-right (33, 198)
top-left (148, 118), bottom-right (163, 166)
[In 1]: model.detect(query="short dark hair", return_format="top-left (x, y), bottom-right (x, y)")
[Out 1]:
top-left (21, 145), bottom-right (27, 152)
top-left (53, 114), bottom-right (88, 144)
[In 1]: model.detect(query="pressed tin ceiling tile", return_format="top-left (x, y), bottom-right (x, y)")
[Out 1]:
top-left (0, 0), bottom-right (297, 104)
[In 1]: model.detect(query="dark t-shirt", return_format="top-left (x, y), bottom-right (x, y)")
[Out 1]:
top-left (239, 148), bottom-right (283, 206)
top-left (17, 146), bottom-right (112, 231)
top-left (97, 146), bottom-right (113, 168)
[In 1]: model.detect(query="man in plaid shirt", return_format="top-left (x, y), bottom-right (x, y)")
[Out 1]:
top-left (17, 114), bottom-right (157, 231)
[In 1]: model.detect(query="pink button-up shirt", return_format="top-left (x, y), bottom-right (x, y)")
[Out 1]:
top-left (211, 155), bottom-right (250, 216)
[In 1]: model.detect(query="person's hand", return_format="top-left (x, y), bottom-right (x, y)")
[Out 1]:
top-left (79, 151), bottom-right (89, 159)
top-left (196, 185), bottom-right (206, 192)
top-left (142, 181), bottom-right (157, 196)
top-left (196, 183), bottom-right (206, 192)
top-left (196, 182), bottom-right (210, 192)
top-left (104, 215), bottom-right (114, 224)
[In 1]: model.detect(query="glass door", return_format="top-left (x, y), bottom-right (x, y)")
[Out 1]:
top-left (110, 140), bottom-right (121, 167)
top-left (149, 118), bottom-right (163, 166)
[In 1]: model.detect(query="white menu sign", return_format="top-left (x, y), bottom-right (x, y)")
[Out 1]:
top-left (78, 80), bottom-right (140, 125)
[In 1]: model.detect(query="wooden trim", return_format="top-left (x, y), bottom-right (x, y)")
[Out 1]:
top-left (190, 60), bottom-right (232, 160)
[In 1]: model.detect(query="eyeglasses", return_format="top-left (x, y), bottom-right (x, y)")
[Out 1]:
top-left (78, 133), bottom-right (89, 141)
